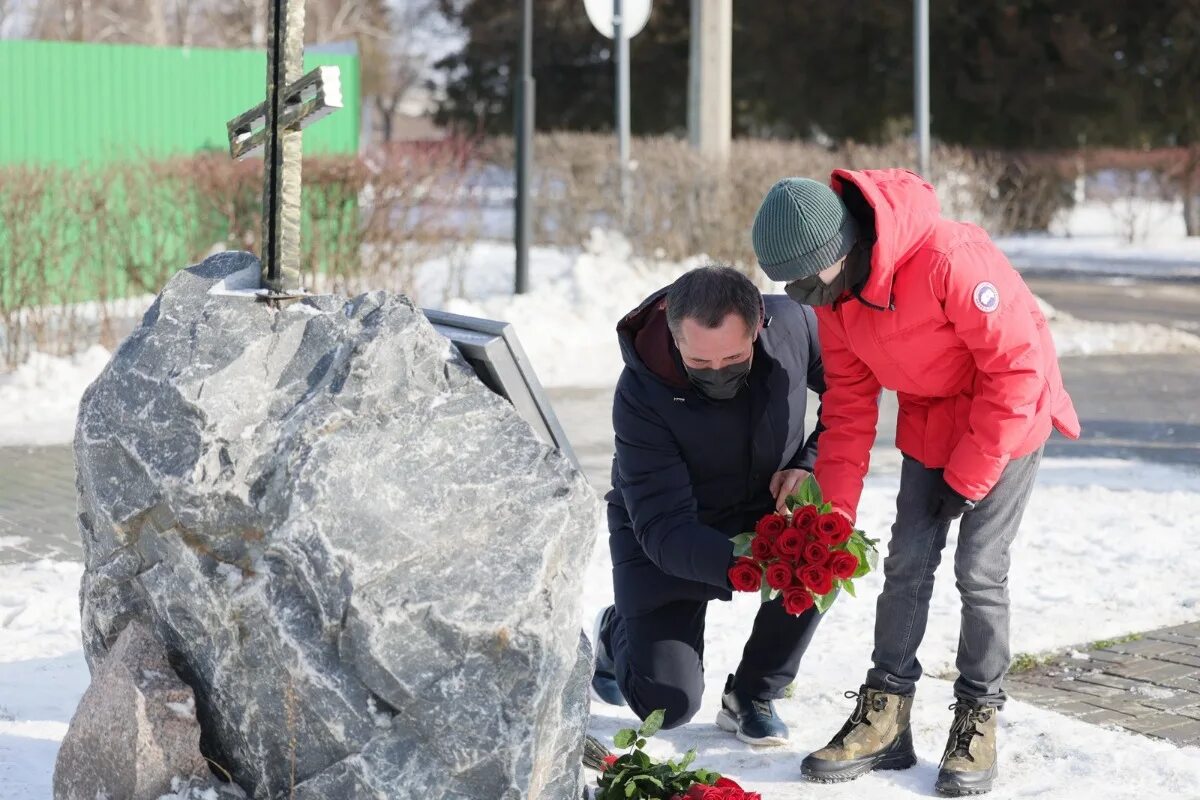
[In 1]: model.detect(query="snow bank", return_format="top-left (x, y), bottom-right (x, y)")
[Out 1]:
top-left (997, 199), bottom-right (1200, 278)
top-left (0, 347), bottom-right (111, 447)
top-left (419, 231), bottom-right (703, 389)
top-left (1051, 314), bottom-right (1200, 356)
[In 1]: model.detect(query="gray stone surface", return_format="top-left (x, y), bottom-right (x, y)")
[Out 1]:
top-left (74, 252), bottom-right (599, 799)
top-left (1007, 622), bottom-right (1200, 747)
top-left (52, 621), bottom-right (210, 800)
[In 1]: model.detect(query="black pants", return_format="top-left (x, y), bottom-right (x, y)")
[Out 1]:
top-left (607, 597), bottom-right (823, 729)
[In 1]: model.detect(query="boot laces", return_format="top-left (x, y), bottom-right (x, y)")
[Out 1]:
top-left (947, 702), bottom-right (993, 760)
top-left (833, 689), bottom-right (886, 743)
top-left (752, 699), bottom-right (774, 717)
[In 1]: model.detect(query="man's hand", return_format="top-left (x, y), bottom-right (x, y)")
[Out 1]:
top-left (928, 475), bottom-right (977, 522)
top-left (769, 469), bottom-right (810, 515)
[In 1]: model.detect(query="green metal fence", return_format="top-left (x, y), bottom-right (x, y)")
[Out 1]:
top-left (0, 39), bottom-right (362, 321)
top-left (0, 39), bottom-right (360, 165)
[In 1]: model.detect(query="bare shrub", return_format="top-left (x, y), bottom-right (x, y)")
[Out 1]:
top-left (504, 133), bottom-right (1008, 272)
top-left (0, 143), bottom-right (485, 370)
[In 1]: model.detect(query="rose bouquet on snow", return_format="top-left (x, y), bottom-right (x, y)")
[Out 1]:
top-left (727, 475), bottom-right (878, 615)
top-left (585, 711), bottom-right (762, 800)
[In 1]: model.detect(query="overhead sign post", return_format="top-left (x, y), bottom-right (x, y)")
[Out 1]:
top-left (584, 0), bottom-right (651, 222)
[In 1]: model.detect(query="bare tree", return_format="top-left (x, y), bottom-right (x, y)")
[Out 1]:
top-left (369, 0), bottom-right (444, 143)
top-left (0, 0), bottom-right (23, 38)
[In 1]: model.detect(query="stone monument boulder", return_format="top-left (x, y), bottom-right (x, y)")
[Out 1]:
top-left (73, 252), bottom-right (599, 799)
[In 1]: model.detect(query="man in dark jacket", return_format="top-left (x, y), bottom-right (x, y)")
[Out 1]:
top-left (591, 266), bottom-right (827, 746)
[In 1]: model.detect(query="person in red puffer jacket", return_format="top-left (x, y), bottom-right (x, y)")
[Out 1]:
top-left (751, 170), bottom-right (1079, 797)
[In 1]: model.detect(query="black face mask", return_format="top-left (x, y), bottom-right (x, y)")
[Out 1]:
top-left (683, 356), bottom-right (752, 401)
top-left (785, 264), bottom-right (849, 307)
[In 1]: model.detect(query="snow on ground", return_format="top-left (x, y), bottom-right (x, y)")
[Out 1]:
top-left (581, 457), bottom-right (1200, 800)
top-left (0, 561), bottom-right (89, 800)
top-left (996, 199), bottom-right (1200, 278)
top-left (0, 347), bottom-right (112, 447)
top-left (1036, 296), bottom-right (1200, 356)
top-left (417, 231), bottom-right (704, 389)
top-left (3, 460), bottom-right (1198, 799)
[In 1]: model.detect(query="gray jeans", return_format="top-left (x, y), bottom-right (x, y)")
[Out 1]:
top-left (867, 447), bottom-right (1043, 707)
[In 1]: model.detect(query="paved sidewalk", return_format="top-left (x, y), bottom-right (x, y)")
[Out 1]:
top-left (1007, 623), bottom-right (1200, 747)
top-left (0, 445), bottom-right (80, 563)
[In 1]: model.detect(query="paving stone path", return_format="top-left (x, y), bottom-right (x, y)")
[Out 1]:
top-left (1007, 623), bottom-right (1200, 747)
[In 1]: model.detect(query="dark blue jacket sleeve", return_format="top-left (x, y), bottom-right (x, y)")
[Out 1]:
top-left (788, 306), bottom-right (826, 472)
top-left (612, 384), bottom-right (735, 588)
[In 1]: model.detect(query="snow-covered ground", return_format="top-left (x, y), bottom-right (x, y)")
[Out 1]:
top-left (2, 458), bottom-right (1198, 799)
top-left (3, 234), bottom-right (1198, 448)
top-left (582, 457), bottom-right (1200, 800)
top-left (996, 199), bottom-right (1200, 279)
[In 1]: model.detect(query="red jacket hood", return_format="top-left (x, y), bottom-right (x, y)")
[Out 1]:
top-left (832, 168), bottom-right (941, 310)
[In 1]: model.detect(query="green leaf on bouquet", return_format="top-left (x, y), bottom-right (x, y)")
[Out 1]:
top-left (679, 749), bottom-right (697, 769)
top-left (635, 738), bottom-right (646, 749)
top-left (759, 579), bottom-right (773, 603)
top-left (819, 502), bottom-right (832, 514)
top-left (613, 728), bottom-right (637, 749)
top-left (840, 579), bottom-right (857, 598)
top-left (629, 775), bottom-right (664, 791)
top-left (866, 543), bottom-right (880, 571)
top-left (731, 532), bottom-right (753, 557)
top-left (844, 535), bottom-right (875, 579)
top-left (638, 708), bottom-right (665, 739)
top-left (793, 474), bottom-right (824, 507)
top-left (624, 780), bottom-right (638, 798)
top-left (784, 494), bottom-right (798, 512)
top-left (813, 587), bottom-right (839, 615)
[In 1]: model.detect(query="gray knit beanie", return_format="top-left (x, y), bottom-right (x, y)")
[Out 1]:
top-left (752, 178), bottom-right (860, 282)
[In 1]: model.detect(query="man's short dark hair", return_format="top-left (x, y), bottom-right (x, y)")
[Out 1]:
top-left (665, 266), bottom-right (763, 341)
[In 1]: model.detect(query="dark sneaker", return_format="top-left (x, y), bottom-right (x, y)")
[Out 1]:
top-left (935, 701), bottom-right (997, 796)
top-left (801, 685), bottom-right (917, 783)
top-left (590, 606), bottom-right (626, 707)
top-left (715, 674), bottom-right (789, 746)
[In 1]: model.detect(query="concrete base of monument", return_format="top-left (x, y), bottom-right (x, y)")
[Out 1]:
top-left (69, 251), bottom-right (600, 799)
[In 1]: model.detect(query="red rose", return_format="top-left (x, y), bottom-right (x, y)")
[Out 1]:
top-left (798, 564), bottom-right (835, 595)
top-left (802, 540), bottom-right (830, 566)
top-left (728, 557), bottom-right (762, 592)
top-left (750, 535), bottom-right (776, 562)
top-left (815, 512), bottom-right (853, 546)
top-left (776, 528), bottom-right (805, 559)
top-left (765, 561), bottom-right (794, 590)
top-left (601, 754), bottom-right (618, 770)
top-left (686, 778), bottom-right (746, 800)
top-left (791, 504), bottom-right (819, 533)
top-left (829, 550), bottom-right (859, 580)
top-left (782, 587), bottom-right (815, 615)
top-left (754, 514), bottom-right (787, 539)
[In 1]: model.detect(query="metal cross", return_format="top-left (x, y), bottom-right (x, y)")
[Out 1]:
top-left (226, 0), bottom-right (343, 298)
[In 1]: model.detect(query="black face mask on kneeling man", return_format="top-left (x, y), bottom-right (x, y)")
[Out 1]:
top-left (683, 357), bottom-right (752, 401)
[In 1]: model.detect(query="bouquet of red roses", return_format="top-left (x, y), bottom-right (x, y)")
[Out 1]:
top-left (726, 475), bottom-right (878, 615)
